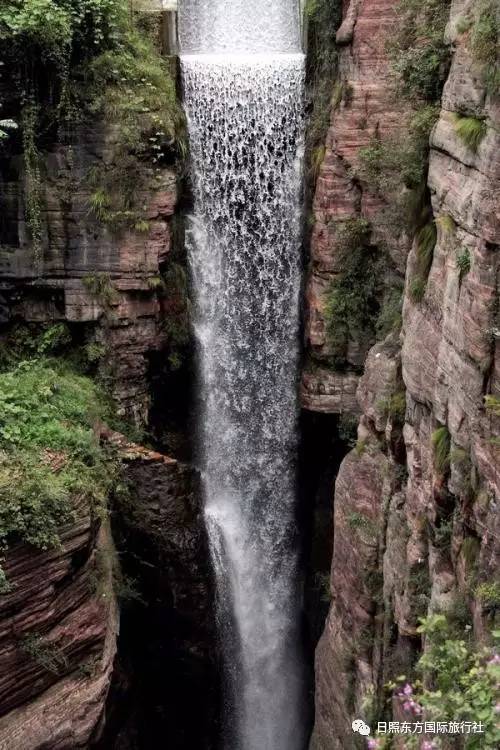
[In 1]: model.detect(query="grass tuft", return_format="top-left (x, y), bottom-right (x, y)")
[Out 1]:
top-left (453, 114), bottom-right (487, 153)
top-left (431, 425), bottom-right (451, 475)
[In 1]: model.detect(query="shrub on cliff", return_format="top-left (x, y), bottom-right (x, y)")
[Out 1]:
top-left (0, 358), bottom-right (117, 590)
top-left (470, 0), bottom-right (500, 96)
top-left (387, 0), bottom-right (452, 103)
top-left (323, 219), bottom-right (384, 368)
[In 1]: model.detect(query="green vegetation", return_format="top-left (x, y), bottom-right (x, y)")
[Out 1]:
top-left (484, 395), bottom-right (500, 416)
top-left (378, 391), bottom-right (407, 424)
top-left (84, 342), bottom-right (106, 364)
top-left (0, 0), bottom-right (185, 249)
top-left (435, 212), bottom-right (455, 235)
top-left (409, 220), bottom-right (437, 301)
top-left (355, 438), bottom-right (368, 456)
top-left (409, 276), bottom-right (426, 303)
top-left (338, 413), bottom-right (358, 448)
top-left (414, 615), bottom-right (500, 748)
top-left (408, 563), bottom-right (431, 619)
top-left (305, 0), bottom-right (342, 184)
top-left (161, 262), bottom-right (190, 371)
top-left (0, 358), bottom-right (117, 583)
top-left (431, 425), bottom-right (451, 475)
top-left (476, 581), bottom-right (500, 610)
top-left (387, 0), bottom-right (452, 102)
top-left (355, 1), bottom-right (451, 316)
top-left (358, 107), bottom-right (439, 195)
top-left (357, 106), bottom-right (439, 233)
top-left (457, 247), bottom-right (472, 280)
top-left (376, 285), bottom-right (404, 338)
top-left (470, 1), bottom-right (500, 96)
top-left (453, 114), bottom-right (488, 153)
top-left (82, 272), bottom-right (118, 307)
top-left (20, 632), bottom-right (69, 675)
top-left (0, 323), bottom-right (71, 369)
top-left (416, 221), bottom-right (437, 270)
top-left (347, 511), bottom-right (373, 531)
top-left (323, 219), bottom-right (384, 367)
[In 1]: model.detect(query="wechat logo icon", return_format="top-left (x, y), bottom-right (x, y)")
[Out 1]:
top-left (352, 719), bottom-right (371, 736)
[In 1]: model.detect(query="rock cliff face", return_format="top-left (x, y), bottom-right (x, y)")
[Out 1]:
top-left (0, 113), bottom-right (208, 745)
top-left (99, 432), bottom-right (218, 749)
top-left (0, 124), bottom-right (178, 424)
top-left (0, 506), bottom-right (118, 749)
top-left (307, 1), bottom-right (499, 748)
top-left (302, 0), bottom-right (411, 415)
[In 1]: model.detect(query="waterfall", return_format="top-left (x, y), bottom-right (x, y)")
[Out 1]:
top-left (179, 3), bottom-right (306, 748)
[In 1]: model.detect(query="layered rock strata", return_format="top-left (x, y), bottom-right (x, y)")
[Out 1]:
top-left (0, 125), bottom-right (178, 423)
top-left (310, 1), bottom-right (500, 748)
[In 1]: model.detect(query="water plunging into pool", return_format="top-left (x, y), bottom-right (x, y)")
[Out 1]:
top-left (179, 3), bottom-right (306, 748)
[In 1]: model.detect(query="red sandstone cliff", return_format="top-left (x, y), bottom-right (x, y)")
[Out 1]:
top-left (308, 1), bottom-right (499, 747)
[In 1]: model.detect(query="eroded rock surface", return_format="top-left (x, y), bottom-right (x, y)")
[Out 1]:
top-left (309, 1), bottom-right (499, 748)
top-left (0, 125), bottom-right (179, 423)
top-left (0, 510), bottom-right (118, 750)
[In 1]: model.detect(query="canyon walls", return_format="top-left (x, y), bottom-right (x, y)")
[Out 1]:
top-left (0, 6), bottom-right (212, 745)
top-left (306, 1), bottom-right (499, 747)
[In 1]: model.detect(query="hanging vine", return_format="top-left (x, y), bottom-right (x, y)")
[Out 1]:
top-left (21, 103), bottom-right (43, 267)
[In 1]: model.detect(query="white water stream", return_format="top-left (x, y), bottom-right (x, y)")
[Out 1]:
top-left (179, 3), bottom-right (306, 748)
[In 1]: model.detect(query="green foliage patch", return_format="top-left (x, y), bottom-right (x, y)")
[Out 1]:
top-left (484, 395), bottom-right (500, 416)
top-left (375, 286), bottom-right (404, 338)
top-left (0, 358), bottom-right (117, 583)
top-left (357, 106), bottom-right (439, 234)
top-left (409, 220), bottom-right (437, 302)
top-left (470, 1), bottom-right (500, 96)
top-left (20, 632), bottom-right (69, 675)
top-left (323, 219), bottom-right (384, 368)
top-left (379, 391), bottom-right (407, 424)
top-left (387, 0), bottom-right (452, 102)
top-left (457, 248), bottom-right (472, 281)
top-left (304, 0), bottom-right (342, 184)
top-left (453, 114), bottom-right (488, 153)
top-left (414, 615), bottom-right (500, 748)
top-left (431, 425), bottom-right (451, 475)
top-left (476, 581), bottom-right (500, 609)
top-left (0, 0), bottom-right (185, 248)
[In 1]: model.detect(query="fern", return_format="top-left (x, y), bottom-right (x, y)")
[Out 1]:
top-left (456, 248), bottom-right (471, 280)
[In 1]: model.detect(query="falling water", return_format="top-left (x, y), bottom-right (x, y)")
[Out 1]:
top-left (179, 2), bottom-right (305, 748)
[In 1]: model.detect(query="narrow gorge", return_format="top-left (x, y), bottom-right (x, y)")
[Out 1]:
top-left (0, 1), bottom-right (498, 750)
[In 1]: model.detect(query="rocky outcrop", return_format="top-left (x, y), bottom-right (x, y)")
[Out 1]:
top-left (98, 431), bottom-right (219, 749)
top-left (301, 368), bottom-right (360, 414)
top-left (0, 505), bottom-right (118, 750)
top-left (310, 1), bottom-right (499, 748)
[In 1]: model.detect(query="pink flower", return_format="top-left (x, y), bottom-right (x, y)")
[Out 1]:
top-left (488, 653), bottom-right (500, 665)
top-left (403, 683), bottom-right (413, 696)
top-left (403, 701), bottom-right (412, 712)
top-left (367, 740), bottom-right (379, 750)
top-left (412, 703), bottom-right (422, 715)
top-left (421, 742), bottom-right (436, 750)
